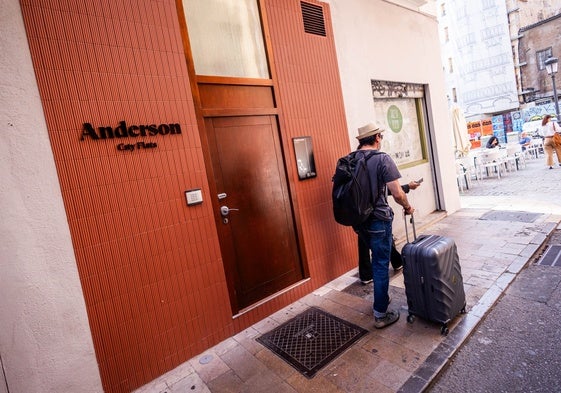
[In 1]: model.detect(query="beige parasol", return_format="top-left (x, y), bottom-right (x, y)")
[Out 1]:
top-left (451, 105), bottom-right (471, 157)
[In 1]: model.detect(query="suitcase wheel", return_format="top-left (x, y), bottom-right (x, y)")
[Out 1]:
top-left (440, 324), bottom-right (449, 336)
top-left (407, 314), bottom-right (415, 324)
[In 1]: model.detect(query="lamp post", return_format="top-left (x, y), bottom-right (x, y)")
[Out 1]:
top-left (545, 56), bottom-right (560, 122)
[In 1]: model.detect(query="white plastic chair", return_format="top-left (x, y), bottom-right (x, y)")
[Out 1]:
top-left (455, 159), bottom-right (473, 191)
top-left (505, 144), bottom-right (521, 171)
top-left (507, 143), bottom-right (525, 170)
top-left (459, 156), bottom-right (478, 182)
top-left (498, 148), bottom-right (510, 173)
top-left (526, 138), bottom-right (543, 159)
top-left (468, 150), bottom-right (484, 180)
top-left (479, 149), bottom-right (503, 179)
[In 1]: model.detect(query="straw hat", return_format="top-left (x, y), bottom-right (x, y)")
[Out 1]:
top-left (356, 122), bottom-right (385, 140)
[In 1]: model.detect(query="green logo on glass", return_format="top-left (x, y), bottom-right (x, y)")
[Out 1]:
top-left (387, 105), bottom-right (403, 133)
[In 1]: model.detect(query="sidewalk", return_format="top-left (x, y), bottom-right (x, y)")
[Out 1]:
top-left (135, 157), bottom-right (561, 393)
top-left (429, 229), bottom-right (561, 392)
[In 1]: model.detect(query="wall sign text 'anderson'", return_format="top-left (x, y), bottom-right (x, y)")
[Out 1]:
top-left (81, 120), bottom-right (182, 141)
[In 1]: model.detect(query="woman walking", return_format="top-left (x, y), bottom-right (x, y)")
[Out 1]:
top-left (541, 115), bottom-right (561, 169)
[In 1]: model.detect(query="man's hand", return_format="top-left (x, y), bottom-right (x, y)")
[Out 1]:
top-left (388, 179), bottom-right (414, 215)
top-left (408, 181), bottom-right (421, 190)
top-left (405, 181), bottom-right (420, 214)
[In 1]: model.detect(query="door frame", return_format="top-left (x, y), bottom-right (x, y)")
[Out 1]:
top-left (205, 115), bottom-right (305, 312)
top-left (175, 0), bottom-right (310, 314)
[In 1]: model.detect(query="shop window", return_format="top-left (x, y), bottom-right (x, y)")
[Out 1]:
top-left (370, 80), bottom-right (429, 168)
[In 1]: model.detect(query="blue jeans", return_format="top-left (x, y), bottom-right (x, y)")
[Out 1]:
top-left (357, 219), bottom-right (393, 318)
top-left (358, 235), bottom-right (403, 281)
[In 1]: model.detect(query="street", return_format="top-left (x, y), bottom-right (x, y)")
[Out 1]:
top-left (429, 154), bottom-right (561, 392)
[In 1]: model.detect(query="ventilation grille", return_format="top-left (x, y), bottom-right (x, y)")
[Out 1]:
top-left (301, 2), bottom-right (326, 37)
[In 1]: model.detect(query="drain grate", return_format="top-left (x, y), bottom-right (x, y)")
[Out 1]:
top-left (256, 307), bottom-right (368, 378)
top-left (479, 210), bottom-right (542, 223)
top-left (537, 245), bottom-right (561, 266)
top-left (342, 279), bottom-right (373, 299)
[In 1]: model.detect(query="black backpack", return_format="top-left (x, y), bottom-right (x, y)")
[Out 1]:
top-left (332, 150), bottom-right (381, 227)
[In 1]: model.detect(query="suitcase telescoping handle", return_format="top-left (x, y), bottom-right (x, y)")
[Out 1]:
top-left (403, 212), bottom-right (417, 243)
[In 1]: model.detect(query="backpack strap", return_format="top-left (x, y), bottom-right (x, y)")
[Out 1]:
top-left (372, 152), bottom-right (388, 205)
top-left (355, 149), bottom-right (382, 162)
top-left (356, 150), bottom-right (385, 209)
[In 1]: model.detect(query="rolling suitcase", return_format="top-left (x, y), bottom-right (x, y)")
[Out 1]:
top-left (401, 215), bottom-right (466, 335)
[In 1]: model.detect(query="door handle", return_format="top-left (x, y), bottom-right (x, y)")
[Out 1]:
top-left (220, 206), bottom-right (239, 216)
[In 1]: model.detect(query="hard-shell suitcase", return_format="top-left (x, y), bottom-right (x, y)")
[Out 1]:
top-left (401, 215), bottom-right (466, 335)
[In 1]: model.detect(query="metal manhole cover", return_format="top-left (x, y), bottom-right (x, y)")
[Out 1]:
top-left (536, 245), bottom-right (561, 266)
top-left (256, 307), bottom-right (368, 378)
top-left (342, 280), bottom-right (373, 299)
top-left (479, 210), bottom-right (542, 223)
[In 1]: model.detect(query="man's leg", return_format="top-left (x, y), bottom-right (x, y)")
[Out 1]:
top-left (368, 219), bottom-right (392, 317)
top-left (390, 237), bottom-right (403, 271)
top-left (357, 236), bottom-right (372, 283)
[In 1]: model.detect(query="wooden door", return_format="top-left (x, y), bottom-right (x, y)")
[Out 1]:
top-left (206, 115), bottom-right (304, 312)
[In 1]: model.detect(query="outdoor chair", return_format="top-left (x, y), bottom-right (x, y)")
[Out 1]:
top-left (455, 156), bottom-right (476, 191)
top-left (468, 150), bottom-right (484, 180)
top-left (455, 161), bottom-right (472, 191)
top-left (526, 138), bottom-right (543, 159)
top-left (479, 149), bottom-right (503, 179)
top-left (505, 144), bottom-right (523, 171)
top-left (513, 143), bottom-right (526, 169)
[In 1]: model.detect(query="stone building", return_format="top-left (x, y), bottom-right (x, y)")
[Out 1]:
top-left (518, 13), bottom-right (561, 107)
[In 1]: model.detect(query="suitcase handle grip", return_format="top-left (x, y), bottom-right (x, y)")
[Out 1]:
top-left (404, 212), bottom-right (417, 243)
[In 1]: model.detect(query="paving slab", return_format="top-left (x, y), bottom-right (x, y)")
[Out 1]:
top-left (134, 158), bottom-right (561, 393)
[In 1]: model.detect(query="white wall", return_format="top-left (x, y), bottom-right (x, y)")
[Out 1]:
top-left (0, 1), bottom-right (102, 392)
top-left (325, 0), bottom-right (461, 231)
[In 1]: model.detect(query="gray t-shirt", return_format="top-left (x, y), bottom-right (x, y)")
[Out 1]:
top-left (364, 150), bottom-right (401, 221)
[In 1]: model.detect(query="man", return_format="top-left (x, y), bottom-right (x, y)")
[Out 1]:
top-left (358, 180), bottom-right (420, 285)
top-left (519, 131), bottom-right (531, 152)
top-left (353, 122), bottom-right (414, 329)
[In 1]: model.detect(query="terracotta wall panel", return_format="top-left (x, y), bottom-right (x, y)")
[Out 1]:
top-left (18, 0), bottom-right (230, 391)
top-left (19, 0), bottom-right (358, 390)
top-left (264, 0), bottom-right (355, 285)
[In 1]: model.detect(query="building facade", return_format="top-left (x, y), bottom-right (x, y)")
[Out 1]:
top-left (437, 0), bottom-right (561, 141)
top-left (507, 0), bottom-right (561, 106)
top-left (438, 0), bottom-right (519, 117)
top-left (1, 1), bottom-right (458, 392)
top-left (518, 13), bottom-right (561, 108)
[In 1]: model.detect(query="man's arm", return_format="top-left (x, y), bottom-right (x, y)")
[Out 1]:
top-left (387, 179), bottom-right (414, 215)
top-left (390, 180), bottom-right (420, 196)
top-left (404, 180), bottom-right (421, 193)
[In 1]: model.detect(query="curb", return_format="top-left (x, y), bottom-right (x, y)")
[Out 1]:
top-left (397, 219), bottom-right (559, 393)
